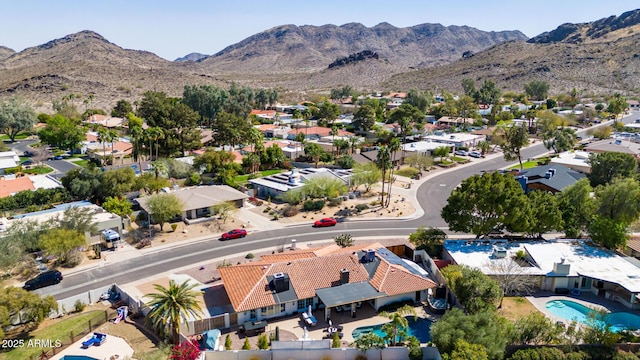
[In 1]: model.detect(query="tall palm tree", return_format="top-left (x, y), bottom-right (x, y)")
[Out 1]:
top-left (96, 127), bottom-right (109, 166)
top-left (146, 127), bottom-right (164, 160)
top-left (379, 304), bottom-right (417, 346)
top-left (330, 125), bottom-right (339, 161)
top-left (107, 129), bottom-right (118, 164)
top-left (145, 280), bottom-right (203, 344)
top-left (129, 125), bottom-right (144, 162)
top-left (386, 138), bottom-right (401, 207)
top-left (376, 146), bottom-right (391, 208)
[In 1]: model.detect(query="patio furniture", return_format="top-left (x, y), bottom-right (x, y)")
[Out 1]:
top-left (301, 312), bottom-right (317, 326)
top-left (82, 332), bottom-right (107, 348)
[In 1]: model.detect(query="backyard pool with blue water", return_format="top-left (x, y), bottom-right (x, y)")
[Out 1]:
top-left (546, 300), bottom-right (640, 332)
top-left (59, 356), bottom-right (99, 360)
top-left (351, 316), bottom-right (432, 343)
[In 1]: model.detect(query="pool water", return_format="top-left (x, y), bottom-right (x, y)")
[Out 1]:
top-left (545, 300), bottom-right (640, 332)
top-left (351, 317), bottom-right (432, 343)
top-left (60, 356), bottom-right (99, 360)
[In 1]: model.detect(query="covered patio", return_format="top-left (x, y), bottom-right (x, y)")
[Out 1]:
top-left (316, 282), bottom-right (386, 321)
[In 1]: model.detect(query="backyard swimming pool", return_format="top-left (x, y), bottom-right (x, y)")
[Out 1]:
top-left (351, 317), bottom-right (432, 343)
top-left (545, 300), bottom-right (640, 332)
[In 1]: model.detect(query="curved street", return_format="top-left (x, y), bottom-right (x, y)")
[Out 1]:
top-left (38, 114), bottom-right (636, 300)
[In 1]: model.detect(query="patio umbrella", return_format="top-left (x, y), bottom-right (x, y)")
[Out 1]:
top-left (328, 319), bottom-right (333, 327)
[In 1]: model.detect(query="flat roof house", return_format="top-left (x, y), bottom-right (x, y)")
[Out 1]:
top-left (443, 239), bottom-right (640, 309)
top-left (0, 151), bottom-right (20, 175)
top-left (248, 168), bottom-right (351, 199)
top-left (218, 242), bottom-right (438, 326)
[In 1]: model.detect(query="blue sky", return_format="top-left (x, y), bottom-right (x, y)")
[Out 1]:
top-left (1, 1), bottom-right (636, 60)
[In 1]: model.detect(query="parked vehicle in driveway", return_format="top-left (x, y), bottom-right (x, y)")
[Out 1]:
top-left (220, 228), bottom-right (247, 240)
top-left (454, 150), bottom-right (468, 156)
top-left (314, 218), bottom-right (337, 227)
top-left (23, 270), bottom-right (63, 291)
top-left (469, 151), bottom-right (482, 158)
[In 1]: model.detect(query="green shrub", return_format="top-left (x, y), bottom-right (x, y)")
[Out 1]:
top-left (257, 334), bottom-right (269, 350)
top-left (510, 347), bottom-right (566, 360)
top-left (170, 224), bottom-right (178, 232)
top-left (328, 198), bottom-right (342, 207)
top-left (245, 253), bottom-right (254, 259)
top-left (303, 200), bottom-right (325, 211)
top-left (282, 205), bottom-right (299, 217)
top-left (242, 337), bottom-right (251, 350)
top-left (74, 300), bottom-right (86, 313)
top-left (355, 204), bottom-right (369, 212)
top-left (224, 334), bottom-right (232, 350)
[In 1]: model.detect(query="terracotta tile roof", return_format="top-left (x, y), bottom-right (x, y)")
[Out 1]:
top-left (627, 237), bottom-right (640, 254)
top-left (218, 242), bottom-right (437, 312)
top-left (371, 261), bottom-right (438, 296)
top-left (0, 177), bottom-right (35, 198)
top-left (288, 127), bottom-right (354, 137)
top-left (218, 264), bottom-right (276, 311)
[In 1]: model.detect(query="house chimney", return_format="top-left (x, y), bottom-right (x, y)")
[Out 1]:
top-left (340, 269), bottom-right (349, 285)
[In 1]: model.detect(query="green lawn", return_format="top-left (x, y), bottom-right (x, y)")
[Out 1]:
top-left (508, 161), bottom-right (540, 170)
top-left (24, 166), bottom-right (54, 175)
top-left (71, 159), bottom-right (89, 167)
top-left (3, 310), bottom-right (107, 360)
top-left (0, 133), bottom-right (30, 141)
top-left (395, 167), bottom-right (419, 178)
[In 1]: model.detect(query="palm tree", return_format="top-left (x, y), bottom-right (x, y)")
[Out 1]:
top-left (379, 304), bottom-right (417, 346)
top-left (386, 138), bottom-right (401, 207)
top-left (129, 125), bottom-right (144, 162)
top-left (107, 129), bottom-right (118, 164)
top-left (151, 161), bottom-right (168, 180)
top-left (305, 143), bottom-right (324, 168)
top-left (330, 125), bottom-right (339, 161)
top-left (146, 127), bottom-right (164, 160)
top-left (96, 127), bottom-right (109, 166)
top-left (376, 146), bottom-right (391, 208)
top-left (145, 280), bottom-right (203, 344)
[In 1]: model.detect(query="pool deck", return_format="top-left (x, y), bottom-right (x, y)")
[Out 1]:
top-left (263, 303), bottom-right (439, 343)
top-left (49, 334), bottom-right (134, 360)
top-left (526, 291), bottom-right (636, 324)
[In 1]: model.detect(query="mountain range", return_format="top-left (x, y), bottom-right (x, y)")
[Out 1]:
top-left (0, 8), bottom-right (638, 111)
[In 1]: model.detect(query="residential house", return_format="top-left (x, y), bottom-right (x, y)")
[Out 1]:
top-left (84, 133), bottom-right (133, 164)
top-left (0, 174), bottom-right (62, 198)
top-left (402, 141), bottom-right (453, 157)
top-left (514, 164), bottom-right (586, 193)
top-left (0, 151), bottom-right (20, 174)
top-left (443, 239), bottom-right (640, 309)
top-left (217, 242), bottom-right (438, 325)
top-left (422, 132), bottom-right (485, 148)
top-left (584, 139), bottom-right (640, 158)
top-left (4, 201), bottom-right (123, 246)
top-left (135, 185), bottom-right (248, 224)
top-left (628, 100), bottom-right (639, 110)
top-left (287, 127), bottom-right (353, 141)
top-left (256, 124), bottom-right (291, 139)
top-left (549, 151), bottom-right (591, 173)
top-left (250, 109), bottom-right (278, 121)
top-left (84, 114), bottom-right (126, 128)
top-left (435, 117), bottom-right (475, 128)
top-left (248, 168), bottom-right (350, 199)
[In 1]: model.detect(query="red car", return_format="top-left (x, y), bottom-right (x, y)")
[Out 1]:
top-left (314, 218), bottom-right (337, 227)
top-left (220, 229), bottom-right (247, 240)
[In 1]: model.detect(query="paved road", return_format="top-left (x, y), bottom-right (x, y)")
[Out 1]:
top-left (7, 139), bottom-right (78, 177)
top-left (37, 111), bottom-right (638, 299)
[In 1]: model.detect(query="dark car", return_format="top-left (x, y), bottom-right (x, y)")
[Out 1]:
top-left (23, 151), bottom-right (34, 157)
top-left (314, 218), bottom-right (337, 227)
top-left (20, 159), bottom-right (33, 166)
top-left (23, 270), bottom-right (63, 291)
top-left (220, 228), bottom-right (247, 240)
top-left (53, 155), bottom-right (64, 160)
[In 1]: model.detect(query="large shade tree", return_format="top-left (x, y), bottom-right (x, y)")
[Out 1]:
top-left (587, 152), bottom-right (638, 187)
top-left (441, 172), bottom-right (528, 238)
top-left (501, 125), bottom-right (529, 169)
top-left (145, 280), bottom-right (203, 344)
top-left (146, 193), bottom-right (184, 231)
top-left (0, 97), bottom-right (37, 142)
